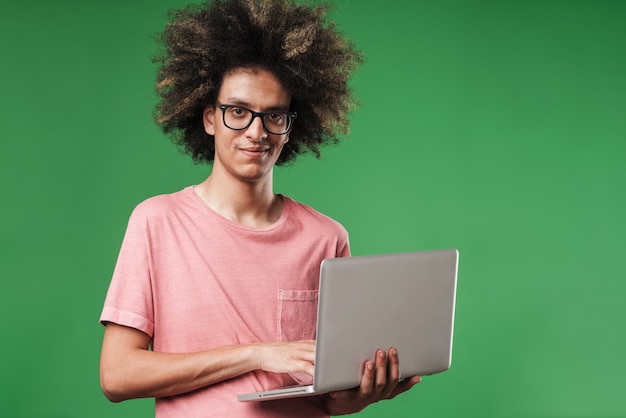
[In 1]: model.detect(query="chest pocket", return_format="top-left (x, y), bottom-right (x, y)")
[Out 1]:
top-left (277, 289), bottom-right (318, 343)
top-left (277, 289), bottom-right (318, 385)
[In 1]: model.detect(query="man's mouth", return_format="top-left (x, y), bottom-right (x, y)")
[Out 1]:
top-left (239, 147), bottom-right (269, 157)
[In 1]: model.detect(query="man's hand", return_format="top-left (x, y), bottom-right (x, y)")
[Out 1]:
top-left (256, 340), bottom-right (316, 377)
top-left (322, 348), bottom-right (421, 416)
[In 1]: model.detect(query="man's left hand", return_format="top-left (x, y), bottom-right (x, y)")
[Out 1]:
top-left (322, 347), bottom-right (421, 415)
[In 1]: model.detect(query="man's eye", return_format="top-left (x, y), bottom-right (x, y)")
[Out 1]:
top-left (230, 107), bottom-right (247, 117)
top-left (268, 113), bottom-right (283, 121)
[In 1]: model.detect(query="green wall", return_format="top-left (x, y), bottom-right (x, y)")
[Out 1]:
top-left (1, 1), bottom-right (625, 417)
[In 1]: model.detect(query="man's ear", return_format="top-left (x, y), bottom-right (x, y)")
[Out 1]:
top-left (203, 106), bottom-right (216, 136)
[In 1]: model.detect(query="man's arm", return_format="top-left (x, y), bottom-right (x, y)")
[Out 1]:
top-left (99, 323), bottom-right (316, 402)
top-left (321, 348), bottom-right (421, 416)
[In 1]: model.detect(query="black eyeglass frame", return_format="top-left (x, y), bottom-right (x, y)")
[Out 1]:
top-left (218, 104), bottom-right (297, 135)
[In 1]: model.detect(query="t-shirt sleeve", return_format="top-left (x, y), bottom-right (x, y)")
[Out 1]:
top-left (99, 207), bottom-right (155, 337)
top-left (337, 229), bottom-right (351, 258)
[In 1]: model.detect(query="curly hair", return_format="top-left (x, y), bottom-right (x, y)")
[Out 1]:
top-left (153, 0), bottom-right (363, 165)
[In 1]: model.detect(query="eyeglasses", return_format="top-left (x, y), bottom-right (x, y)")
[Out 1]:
top-left (218, 104), bottom-right (297, 135)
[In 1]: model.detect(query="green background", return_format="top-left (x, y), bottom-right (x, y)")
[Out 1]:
top-left (1, 0), bottom-right (625, 417)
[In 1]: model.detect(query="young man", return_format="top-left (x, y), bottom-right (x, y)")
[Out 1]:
top-left (99, 1), bottom-right (420, 416)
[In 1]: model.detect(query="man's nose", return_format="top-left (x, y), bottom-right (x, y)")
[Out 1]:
top-left (245, 115), bottom-right (268, 141)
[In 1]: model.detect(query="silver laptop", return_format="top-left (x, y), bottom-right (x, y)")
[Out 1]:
top-left (238, 248), bottom-right (459, 402)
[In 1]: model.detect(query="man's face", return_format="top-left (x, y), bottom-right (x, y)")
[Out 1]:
top-left (203, 67), bottom-right (292, 184)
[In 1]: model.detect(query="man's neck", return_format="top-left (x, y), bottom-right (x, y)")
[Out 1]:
top-left (194, 170), bottom-right (283, 229)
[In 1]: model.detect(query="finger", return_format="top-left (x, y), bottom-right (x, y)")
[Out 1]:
top-left (299, 347), bottom-right (316, 362)
top-left (294, 340), bottom-right (316, 351)
top-left (388, 375), bottom-right (421, 399)
top-left (300, 360), bottom-right (315, 377)
top-left (291, 340), bottom-right (316, 361)
top-left (387, 347), bottom-right (400, 382)
top-left (358, 360), bottom-right (376, 398)
top-left (373, 350), bottom-right (388, 394)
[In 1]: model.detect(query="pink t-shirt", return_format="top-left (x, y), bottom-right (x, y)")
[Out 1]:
top-left (100, 186), bottom-right (350, 417)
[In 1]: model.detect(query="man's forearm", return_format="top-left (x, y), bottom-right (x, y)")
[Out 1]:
top-left (100, 323), bottom-right (259, 402)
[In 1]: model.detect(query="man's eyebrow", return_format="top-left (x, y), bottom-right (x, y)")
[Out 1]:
top-left (223, 98), bottom-right (250, 106)
top-left (222, 98), bottom-right (291, 111)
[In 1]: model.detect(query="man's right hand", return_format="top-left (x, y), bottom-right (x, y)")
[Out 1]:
top-left (255, 339), bottom-right (316, 377)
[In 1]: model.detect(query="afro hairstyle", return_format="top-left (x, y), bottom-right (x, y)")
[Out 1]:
top-left (153, 0), bottom-right (364, 165)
